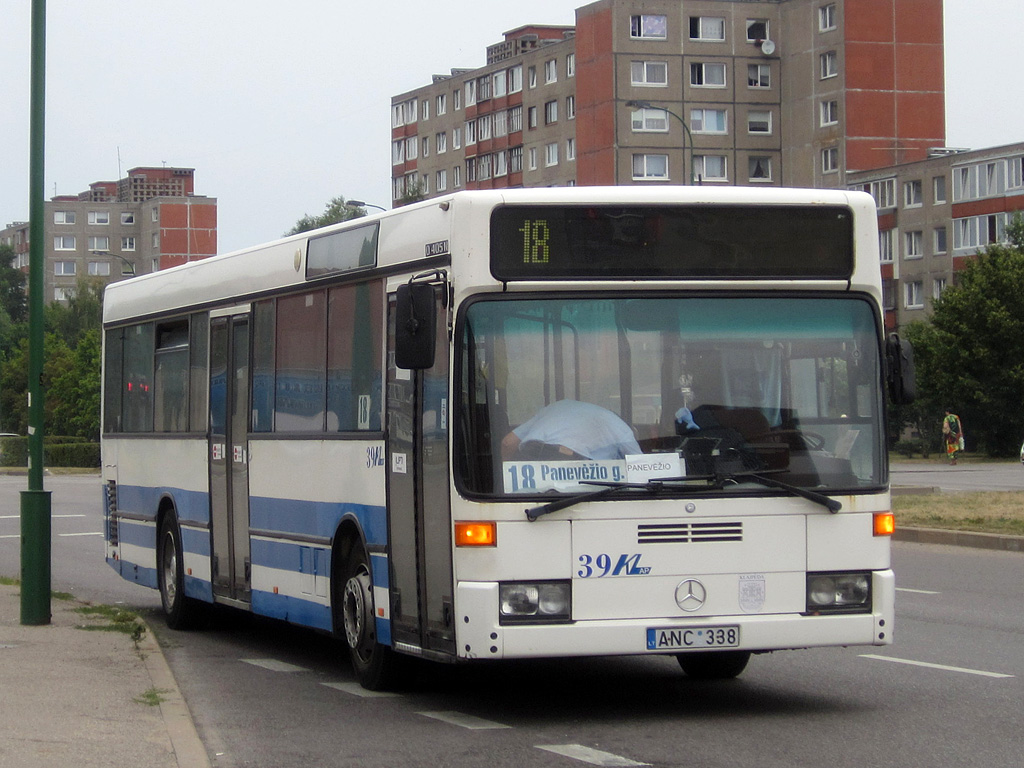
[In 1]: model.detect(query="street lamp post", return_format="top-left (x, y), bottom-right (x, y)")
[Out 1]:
top-left (625, 100), bottom-right (695, 185)
top-left (90, 250), bottom-right (136, 276)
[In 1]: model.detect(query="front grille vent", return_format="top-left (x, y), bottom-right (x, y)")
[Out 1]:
top-left (637, 521), bottom-right (743, 544)
top-left (106, 480), bottom-right (119, 545)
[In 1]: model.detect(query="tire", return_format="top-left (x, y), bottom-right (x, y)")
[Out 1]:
top-left (157, 510), bottom-right (199, 630)
top-left (336, 543), bottom-right (402, 690)
top-left (676, 650), bottom-right (751, 680)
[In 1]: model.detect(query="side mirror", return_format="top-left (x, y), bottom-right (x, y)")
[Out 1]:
top-left (885, 333), bottom-right (916, 404)
top-left (395, 283), bottom-right (437, 370)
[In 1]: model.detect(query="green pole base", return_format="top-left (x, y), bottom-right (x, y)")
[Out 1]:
top-left (20, 489), bottom-right (52, 625)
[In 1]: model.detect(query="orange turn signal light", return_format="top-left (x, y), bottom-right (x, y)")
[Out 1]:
top-left (874, 512), bottom-right (895, 536)
top-left (455, 521), bottom-right (497, 547)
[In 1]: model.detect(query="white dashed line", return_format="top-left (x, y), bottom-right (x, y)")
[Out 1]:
top-left (860, 654), bottom-right (1014, 678)
top-left (321, 681), bottom-right (400, 698)
top-left (896, 587), bottom-right (940, 594)
top-left (537, 744), bottom-right (650, 766)
top-left (58, 532), bottom-right (104, 537)
top-left (417, 711), bottom-right (511, 730)
top-left (240, 658), bottom-right (310, 673)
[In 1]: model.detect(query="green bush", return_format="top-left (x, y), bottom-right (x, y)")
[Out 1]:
top-left (894, 439), bottom-right (932, 459)
top-left (0, 436), bottom-right (100, 467)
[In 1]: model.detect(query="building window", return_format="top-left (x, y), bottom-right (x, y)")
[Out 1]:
top-left (819, 4), bottom-right (837, 31)
top-left (421, 136), bottom-right (430, 158)
top-left (88, 236), bottom-right (110, 252)
top-left (53, 235), bottom-right (76, 251)
top-left (151, 208), bottom-right (159, 222)
top-left (746, 19), bottom-right (768, 42)
top-left (121, 212), bottom-right (135, 225)
top-left (904, 180), bottom-right (923, 208)
top-left (865, 178), bottom-right (896, 208)
top-left (690, 62), bottom-right (726, 87)
top-left (528, 66), bottom-right (537, 88)
top-left (509, 65), bottom-right (523, 94)
top-left (933, 227), bottom-right (948, 254)
top-left (54, 287), bottom-right (70, 302)
top-left (820, 51), bottom-right (838, 79)
top-left (904, 230), bottom-right (923, 259)
top-left (54, 211), bottom-right (76, 225)
top-left (882, 279), bottom-right (895, 311)
top-left (933, 175), bottom-right (947, 203)
top-left (436, 132), bottom-right (447, 154)
top-left (632, 154), bottom-right (669, 180)
top-left (392, 140), bottom-right (406, 166)
top-left (544, 59), bottom-right (557, 84)
top-left (933, 277), bottom-right (947, 300)
top-left (391, 99), bottom-right (417, 127)
top-left (478, 115), bottom-right (492, 141)
top-left (152, 232), bottom-right (159, 249)
top-left (452, 127), bottom-right (461, 150)
top-left (631, 107), bottom-right (669, 132)
top-left (55, 261), bottom-right (76, 275)
top-left (749, 156), bottom-right (773, 181)
top-left (492, 71), bottom-right (506, 98)
top-left (567, 138), bottom-right (576, 162)
top-left (566, 96), bottom-right (575, 120)
top-left (88, 261), bottom-right (111, 276)
top-left (122, 236), bottom-right (136, 251)
top-left (821, 147), bottom-right (839, 173)
top-left (691, 108), bottom-right (727, 134)
top-left (453, 165), bottom-right (461, 188)
top-left (631, 14), bottom-right (667, 40)
top-left (465, 79), bottom-right (477, 107)
top-left (820, 100), bottom-right (839, 126)
top-left (566, 53), bottom-right (575, 78)
top-left (421, 99), bottom-right (430, 121)
top-left (545, 143), bottom-right (559, 167)
top-left (464, 121), bottom-right (477, 146)
top-left (904, 281), bottom-right (924, 310)
top-left (528, 147), bottom-right (538, 171)
top-left (477, 155), bottom-right (492, 181)
top-left (509, 105), bottom-right (523, 133)
top-left (694, 155), bottom-right (728, 182)
top-left (689, 17), bottom-right (725, 41)
top-left (436, 94), bottom-right (447, 116)
top-left (747, 110), bottom-right (771, 134)
top-left (528, 106), bottom-right (538, 129)
top-left (544, 100), bottom-right (558, 125)
top-left (495, 151), bottom-right (507, 177)
top-left (1009, 157), bottom-right (1024, 189)
top-left (509, 146), bottom-right (523, 173)
top-left (453, 88), bottom-right (462, 110)
top-left (748, 64), bottom-right (770, 88)
top-left (879, 229), bottom-right (894, 263)
top-left (631, 60), bottom-right (668, 86)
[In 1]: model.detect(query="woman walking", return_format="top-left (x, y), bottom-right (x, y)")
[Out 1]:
top-left (942, 409), bottom-right (964, 465)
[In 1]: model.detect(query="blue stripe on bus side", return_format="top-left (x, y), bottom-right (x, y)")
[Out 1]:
top-left (249, 497), bottom-right (387, 548)
top-left (252, 589), bottom-right (333, 632)
top-left (106, 557), bottom-right (158, 589)
top-left (116, 484), bottom-right (211, 526)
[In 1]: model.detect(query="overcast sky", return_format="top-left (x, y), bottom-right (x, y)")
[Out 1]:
top-left (1, 1), bottom-right (1019, 255)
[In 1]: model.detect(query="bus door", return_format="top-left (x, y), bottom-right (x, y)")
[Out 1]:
top-left (209, 311), bottom-right (252, 604)
top-left (386, 282), bottom-right (455, 656)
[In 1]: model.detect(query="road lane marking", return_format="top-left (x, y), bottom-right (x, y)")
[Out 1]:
top-left (1, 514), bottom-right (86, 519)
top-left (321, 682), bottom-right (400, 698)
top-left (537, 745), bottom-right (650, 766)
top-left (417, 711), bottom-right (511, 730)
top-left (240, 658), bottom-right (310, 673)
top-left (860, 654), bottom-right (1014, 678)
top-left (58, 532), bottom-right (104, 537)
top-left (896, 587), bottom-right (940, 594)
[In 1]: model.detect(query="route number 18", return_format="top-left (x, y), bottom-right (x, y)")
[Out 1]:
top-left (518, 219), bottom-right (551, 264)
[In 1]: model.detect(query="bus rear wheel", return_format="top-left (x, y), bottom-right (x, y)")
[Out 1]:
top-left (676, 650), bottom-right (751, 680)
top-left (157, 510), bottom-right (198, 630)
top-left (337, 544), bottom-right (401, 690)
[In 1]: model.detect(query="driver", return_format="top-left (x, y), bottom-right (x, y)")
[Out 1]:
top-left (501, 400), bottom-right (641, 461)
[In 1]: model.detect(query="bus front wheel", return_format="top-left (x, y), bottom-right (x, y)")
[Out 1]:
top-left (676, 650), bottom-right (751, 680)
top-left (338, 545), bottom-right (401, 690)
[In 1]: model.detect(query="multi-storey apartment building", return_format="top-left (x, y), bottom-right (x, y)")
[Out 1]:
top-left (1, 166), bottom-right (216, 303)
top-left (849, 143), bottom-right (1024, 329)
top-left (391, 0), bottom-right (945, 201)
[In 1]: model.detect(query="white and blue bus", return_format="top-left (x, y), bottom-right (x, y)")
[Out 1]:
top-left (102, 187), bottom-right (914, 688)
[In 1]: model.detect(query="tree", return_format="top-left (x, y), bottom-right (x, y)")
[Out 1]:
top-left (396, 179), bottom-right (426, 207)
top-left (44, 277), bottom-right (104, 348)
top-left (905, 214), bottom-right (1024, 456)
top-left (285, 195), bottom-right (367, 236)
top-left (0, 243), bottom-right (27, 325)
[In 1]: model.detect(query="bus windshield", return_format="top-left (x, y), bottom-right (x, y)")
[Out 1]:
top-left (457, 295), bottom-right (884, 497)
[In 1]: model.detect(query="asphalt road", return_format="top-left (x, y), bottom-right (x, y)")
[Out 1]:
top-left (2, 474), bottom-right (1021, 768)
top-left (891, 460), bottom-right (1024, 492)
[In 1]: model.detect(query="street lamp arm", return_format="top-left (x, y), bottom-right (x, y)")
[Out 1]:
top-left (345, 200), bottom-right (387, 212)
top-left (90, 250), bottom-right (136, 276)
top-left (624, 100), bottom-right (695, 185)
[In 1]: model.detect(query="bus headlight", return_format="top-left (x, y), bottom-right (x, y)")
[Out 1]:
top-left (806, 572), bottom-right (872, 613)
top-left (498, 581), bottom-right (572, 624)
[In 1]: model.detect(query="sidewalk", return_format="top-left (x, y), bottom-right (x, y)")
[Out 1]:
top-left (0, 583), bottom-right (209, 768)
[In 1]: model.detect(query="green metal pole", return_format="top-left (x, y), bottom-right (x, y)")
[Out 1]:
top-left (21, 0), bottom-right (51, 626)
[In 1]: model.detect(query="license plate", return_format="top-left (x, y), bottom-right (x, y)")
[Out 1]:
top-left (646, 625), bottom-right (740, 651)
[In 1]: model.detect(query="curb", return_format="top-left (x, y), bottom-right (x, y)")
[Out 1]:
top-left (136, 619), bottom-right (212, 768)
top-left (895, 526), bottom-right (1024, 554)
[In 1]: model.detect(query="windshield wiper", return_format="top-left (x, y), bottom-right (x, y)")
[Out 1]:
top-left (717, 470), bottom-right (842, 513)
top-left (523, 469), bottom-right (841, 521)
top-left (525, 479), bottom-right (695, 521)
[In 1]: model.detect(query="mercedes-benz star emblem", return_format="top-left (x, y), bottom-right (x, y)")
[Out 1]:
top-left (675, 579), bottom-right (707, 612)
